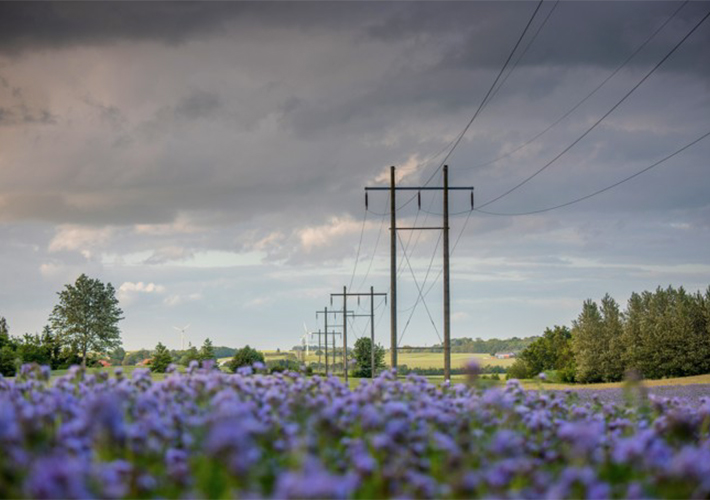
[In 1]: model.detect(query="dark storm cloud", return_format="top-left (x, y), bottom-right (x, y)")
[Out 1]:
top-left (0, 1), bottom-right (391, 54)
top-left (368, 2), bottom-right (710, 74)
top-left (0, 2), bottom-right (237, 52)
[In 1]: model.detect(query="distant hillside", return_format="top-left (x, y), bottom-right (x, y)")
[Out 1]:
top-left (423, 336), bottom-right (538, 354)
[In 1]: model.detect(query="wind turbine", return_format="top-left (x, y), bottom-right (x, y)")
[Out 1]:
top-left (173, 324), bottom-right (190, 351)
top-left (301, 323), bottom-right (310, 362)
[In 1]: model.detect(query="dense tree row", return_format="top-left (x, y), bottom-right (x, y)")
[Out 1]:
top-left (509, 286), bottom-right (710, 383)
top-left (429, 336), bottom-right (537, 354)
top-left (0, 321), bottom-right (86, 376)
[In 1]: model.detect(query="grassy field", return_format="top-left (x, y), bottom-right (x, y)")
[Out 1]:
top-left (522, 372), bottom-right (710, 391)
top-left (296, 351), bottom-right (514, 369)
top-left (388, 351), bottom-right (515, 369)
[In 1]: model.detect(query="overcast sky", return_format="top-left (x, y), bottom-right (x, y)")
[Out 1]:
top-left (1, 1), bottom-right (709, 352)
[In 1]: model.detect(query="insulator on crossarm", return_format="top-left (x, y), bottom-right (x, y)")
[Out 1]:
top-left (418, 191), bottom-right (421, 210)
top-left (365, 193), bottom-right (369, 209)
top-left (358, 297), bottom-right (360, 306)
top-left (471, 190), bottom-right (474, 210)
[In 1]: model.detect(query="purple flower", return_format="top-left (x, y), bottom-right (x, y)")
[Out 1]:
top-left (24, 454), bottom-right (92, 499)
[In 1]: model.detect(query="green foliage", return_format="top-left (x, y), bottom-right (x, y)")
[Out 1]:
top-left (228, 345), bottom-right (265, 372)
top-left (48, 274), bottom-right (124, 366)
top-left (0, 345), bottom-right (17, 376)
top-left (572, 299), bottom-right (605, 383)
top-left (620, 286), bottom-right (710, 379)
top-left (506, 359), bottom-right (532, 380)
top-left (571, 295), bottom-right (626, 383)
top-left (352, 337), bottom-right (385, 378)
top-left (519, 325), bottom-right (574, 380)
top-left (16, 333), bottom-right (52, 366)
top-left (267, 358), bottom-right (301, 373)
top-left (178, 345), bottom-right (200, 366)
top-left (109, 346), bottom-right (126, 365)
top-left (0, 316), bottom-right (9, 342)
top-left (433, 336), bottom-right (537, 354)
top-left (198, 338), bottom-right (216, 363)
top-left (566, 286), bottom-right (710, 383)
top-left (151, 342), bottom-right (173, 373)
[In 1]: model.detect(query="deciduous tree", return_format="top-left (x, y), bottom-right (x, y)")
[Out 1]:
top-left (49, 274), bottom-right (124, 367)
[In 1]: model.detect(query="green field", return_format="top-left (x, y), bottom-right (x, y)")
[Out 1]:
top-left (388, 351), bottom-right (515, 369)
top-left (297, 350), bottom-right (514, 369)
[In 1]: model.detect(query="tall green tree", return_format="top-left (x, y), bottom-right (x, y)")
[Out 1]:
top-left (571, 299), bottom-right (605, 383)
top-left (150, 342), bottom-right (173, 373)
top-left (198, 338), bottom-right (216, 363)
top-left (352, 337), bottom-right (385, 378)
top-left (599, 294), bottom-right (625, 382)
top-left (49, 274), bottom-right (124, 367)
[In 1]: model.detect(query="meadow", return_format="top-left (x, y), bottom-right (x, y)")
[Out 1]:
top-left (3, 362), bottom-right (710, 498)
top-left (283, 350), bottom-right (515, 369)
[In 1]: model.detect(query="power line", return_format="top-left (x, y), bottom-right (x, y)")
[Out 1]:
top-left (477, 6), bottom-right (710, 210)
top-left (347, 208), bottom-right (368, 291)
top-left (467, 0), bottom-right (688, 172)
top-left (482, 0), bottom-right (561, 112)
top-left (395, 0), bottom-right (546, 211)
top-left (396, 231), bottom-right (442, 345)
top-left (476, 129), bottom-right (710, 217)
top-left (435, 0), bottom-right (546, 173)
top-left (357, 194), bottom-right (389, 291)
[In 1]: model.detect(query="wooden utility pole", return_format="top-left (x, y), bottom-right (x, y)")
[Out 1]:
top-left (365, 165), bottom-right (473, 381)
top-left (343, 286), bottom-right (348, 382)
top-left (318, 308), bottom-right (352, 375)
top-left (390, 166), bottom-right (398, 373)
top-left (330, 287), bottom-right (387, 379)
top-left (316, 307), bottom-right (329, 373)
top-left (309, 329), bottom-right (341, 375)
top-left (442, 165), bottom-right (452, 380)
top-left (370, 286), bottom-right (375, 378)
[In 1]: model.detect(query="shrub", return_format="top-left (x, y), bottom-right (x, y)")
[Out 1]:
top-left (228, 345), bottom-right (265, 372)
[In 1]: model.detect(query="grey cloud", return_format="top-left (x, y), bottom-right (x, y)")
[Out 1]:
top-left (0, 105), bottom-right (56, 126)
top-left (0, 2), bottom-right (236, 53)
top-left (0, 192), bottom-right (175, 226)
top-left (0, 2), bottom-right (387, 54)
top-left (174, 90), bottom-right (221, 121)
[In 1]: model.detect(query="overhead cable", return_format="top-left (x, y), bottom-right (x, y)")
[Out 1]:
top-left (476, 129), bottom-right (710, 216)
top-left (477, 6), bottom-right (710, 210)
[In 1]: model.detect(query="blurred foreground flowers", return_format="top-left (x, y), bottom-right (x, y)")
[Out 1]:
top-left (1, 363), bottom-right (710, 498)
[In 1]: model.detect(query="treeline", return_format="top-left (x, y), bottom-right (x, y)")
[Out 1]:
top-left (121, 344), bottom-right (236, 366)
top-left (509, 285), bottom-right (710, 383)
top-left (0, 323), bottom-right (86, 376)
top-left (430, 336), bottom-right (537, 354)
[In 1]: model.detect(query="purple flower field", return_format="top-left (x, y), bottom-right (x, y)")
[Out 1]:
top-left (2, 363), bottom-right (710, 499)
